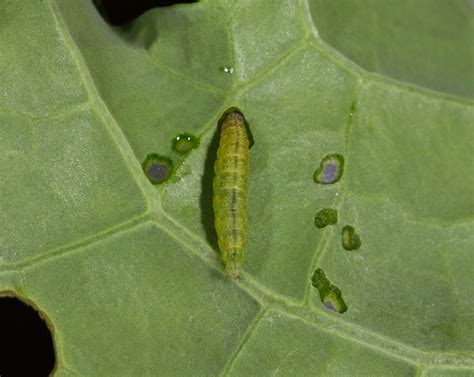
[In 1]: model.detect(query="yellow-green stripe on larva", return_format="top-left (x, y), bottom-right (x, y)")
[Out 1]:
top-left (213, 111), bottom-right (249, 279)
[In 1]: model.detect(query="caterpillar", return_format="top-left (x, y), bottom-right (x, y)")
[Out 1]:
top-left (213, 110), bottom-right (250, 279)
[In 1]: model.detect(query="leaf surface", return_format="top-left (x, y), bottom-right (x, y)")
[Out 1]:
top-left (0, 0), bottom-right (473, 376)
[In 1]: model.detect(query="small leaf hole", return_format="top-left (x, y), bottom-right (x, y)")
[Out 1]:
top-left (142, 153), bottom-right (174, 184)
top-left (313, 153), bottom-right (344, 184)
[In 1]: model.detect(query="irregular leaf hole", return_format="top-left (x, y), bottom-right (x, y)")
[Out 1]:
top-left (142, 153), bottom-right (174, 184)
top-left (311, 269), bottom-right (347, 313)
top-left (313, 153), bottom-right (344, 184)
top-left (0, 292), bottom-right (56, 376)
top-left (342, 225), bottom-right (362, 250)
top-left (93, 0), bottom-right (198, 25)
top-left (314, 208), bottom-right (338, 228)
top-left (172, 133), bottom-right (200, 155)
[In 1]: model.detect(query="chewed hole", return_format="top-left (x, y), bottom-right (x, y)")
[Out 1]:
top-left (342, 225), bottom-right (362, 250)
top-left (93, 0), bottom-right (198, 25)
top-left (314, 208), bottom-right (338, 228)
top-left (313, 153), bottom-right (344, 184)
top-left (172, 133), bottom-right (200, 155)
top-left (142, 153), bottom-right (174, 184)
top-left (311, 269), bottom-right (347, 313)
top-left (0, 292), bottom-right (56, 376)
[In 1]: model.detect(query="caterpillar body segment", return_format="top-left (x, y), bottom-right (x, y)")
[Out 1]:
top-left (213, 111), bottom-right (250, 279)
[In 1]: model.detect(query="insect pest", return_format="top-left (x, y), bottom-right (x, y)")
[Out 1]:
top-left (213, 109), bottom-right (250, 279)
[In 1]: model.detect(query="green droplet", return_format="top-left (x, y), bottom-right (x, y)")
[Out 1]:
top-left (313, 153), bottom-right (344, 184)
top-left (314, 208), bottom-right (338, 228)
top-left (342, 225), bottom-right (362, 250)
top-left (220, 66), bottom-right (234, 74)
top-left (311, 268), bottom-right (347, 314)
top-left (172, 133), bottom-right (200, 155)
top-left (142, 154), bottom-right (173, 184)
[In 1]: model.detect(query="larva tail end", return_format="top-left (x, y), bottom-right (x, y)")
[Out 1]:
top-left (226, 265), bottom-right (241, 280)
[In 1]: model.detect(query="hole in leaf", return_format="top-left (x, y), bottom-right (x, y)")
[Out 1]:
top-left (0, 292), bottom-right (56, 376)
top-left (313, 153), bottom-right (344, 184)
top-left (314, 208), bottom-right (338, 228)
top-left (93, 0), bottom-right (198, 25)
top-left (311, 269), bottom-right (348, 313)
top-left (342, 225), bottom-right (362, 250)
top-left (142, 153), bottom-right (174, 184)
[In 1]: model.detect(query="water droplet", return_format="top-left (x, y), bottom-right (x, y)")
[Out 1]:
top-left (313, 153), bottom-right (344, 184)
top-left (311, 268), bottom-right (347, 313)
top-left (342, 225), bottom-right (361, 250)
top-left (314, 208), bottom-right (338, 228)
top-left (172, 133), bottom-right (200, 155)
top-left (142, 154), bottom-right (173, 184)
top-left (221, 66), bottom-right (234, 74)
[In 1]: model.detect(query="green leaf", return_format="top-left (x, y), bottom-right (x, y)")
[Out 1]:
top-left (1, 0), bottom-right (473, 375)
top-left (310, 0), bottom-right (474, 98)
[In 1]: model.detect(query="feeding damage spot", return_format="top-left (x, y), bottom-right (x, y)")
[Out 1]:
top-left (142, 153), bottom-right (174, 184)
top-left (342, 225), bottom-right (361, 250)
top-left (311, 268), bottom-right (347, 313)
top-left (313, 153), bottom-right (344, 184)
top-left (172, 133), bottom-right (200, 155)
top-left (314, 208), bottom-right (338, 228)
